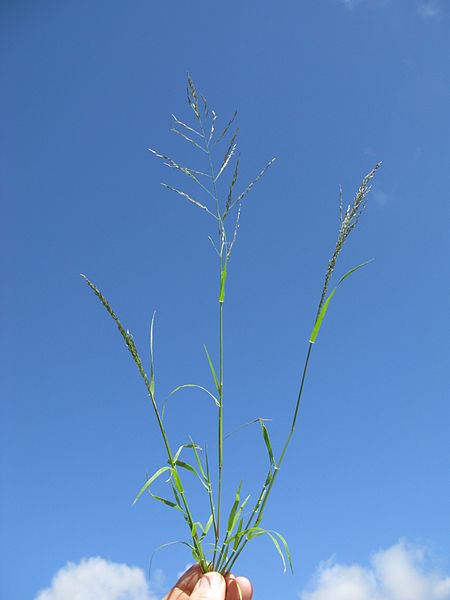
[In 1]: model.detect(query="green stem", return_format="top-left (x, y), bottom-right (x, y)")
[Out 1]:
top-left (205, 444), bottom-right (218, 542)
top-left (83, 276), bottom-right (207, 570)
top-left (223, 343), bottom-right (313, 573)
top-left (199, 116), bottom-right (227, 569)
top-left (149, 387), bottom-right (206, 569)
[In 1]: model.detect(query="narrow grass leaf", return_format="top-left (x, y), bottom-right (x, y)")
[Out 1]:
top-left (149, 311), bottom-right (155, 395)
top-left (247, 528), bottom-right (286, 573)
top-left (204, 345), bottom-right (220, 394)
top-left (173, 443), bottom-right (202, 463)
top-left (226, 481), bottom-right (242, 535)
top-left (150, 493), bottom-right (184, 513)
top-left (272, 530), bottom-right (293, 574)
top-left (174, 460), bottom-right (209, 490)
top-left (149, 540), bottom-right (194, 578)
top-left (163, 384), bottom-right (219, 419)
top-left (171, 468), bottom-right (184, 494)
top-left (260, 419), bottom-right (275, 467)
top-left (310, 260), bottom-right (373, 343)
top-left (233, 517), bottom-right (244, 551)
top-left (266, 531), bottom-right (287, 573)
top-left (189, 437), bottom-right (207, 479)
top-left (231, 495), bottom-right (250, 534)
top-left (219, 261), bottom-right (227, 303)
top-left (200, 515), bottom-right (214, 541)
top-left (205, 444), bottom-right (212, 482)
top-left (133, 466), bottom-right (171, 505)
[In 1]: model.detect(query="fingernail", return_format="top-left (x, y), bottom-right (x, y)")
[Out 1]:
top-left (197, 572), bottom-right (224, 590)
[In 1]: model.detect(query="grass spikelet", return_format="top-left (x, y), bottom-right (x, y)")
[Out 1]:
top-left (224, 157), bottom-right (276, 219)
top-left (160, 183), bottom-right (215, 216)
top-left (171, 114), bottom-right (204, 138)
top-left (215, 110), bottom-right (238, 145)
top-left (215, 128), bottom-right (238, 182)
top-left (208, 110), bottom-right (216, 144)
top-left (170, 126), bottom-right (207, 152)
top-left (224, 153), bottom-right (240, 219)
top-left (226, 204), bottom-right (241, 258)
top-left (187, 73), bottom-right (201, 121)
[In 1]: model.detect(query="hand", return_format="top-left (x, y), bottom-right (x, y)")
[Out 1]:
top-left (163, 564), bottom-right (253, 600)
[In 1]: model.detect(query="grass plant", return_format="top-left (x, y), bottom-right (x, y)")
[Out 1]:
top-left (82, 75), bottom-right (380, 576)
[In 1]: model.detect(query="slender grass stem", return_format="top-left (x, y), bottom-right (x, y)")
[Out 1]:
top-left (81, 275), bottom-right (208, 571)
top-left (197, 112), bottom-right (228, 570)
top-left (205, 445), bottom-right (218, 541)
top-left (223, 343), bottom-right (313, 573)
top-left (213, 299), bottom-right (224, 569)
top-left (149, 385), bottom-right (207, 570)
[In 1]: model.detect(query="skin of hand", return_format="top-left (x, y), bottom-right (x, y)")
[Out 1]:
top-left (162, 564), bottom-right (253, 600)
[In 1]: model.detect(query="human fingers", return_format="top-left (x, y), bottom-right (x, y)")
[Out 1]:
top-left (189, 571), bottom-right (226, 600)
top-left (225, 574), bottom-right (253, 600)
top-left (163, 564), bottom-right (203, 600)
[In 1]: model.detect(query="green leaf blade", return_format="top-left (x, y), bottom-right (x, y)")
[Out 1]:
top-left (260, 419), bottom-right (275, 467)
top-left (133, 466), bottom-right (171, 505)
top-left (204, 345), bottom-right (220, 395)
top-left (310, 260), bottom-right (373, 343)
top-left (149, 311), bottom-right (156, 396)
top-left (219, 261), bottom-right (227, 303)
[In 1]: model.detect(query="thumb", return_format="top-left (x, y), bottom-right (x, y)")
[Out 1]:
top-left (190, 572), bottom-right (226, 600)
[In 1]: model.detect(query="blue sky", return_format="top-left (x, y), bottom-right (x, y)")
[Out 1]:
top-left (1, 1), bottom-right (449, 599)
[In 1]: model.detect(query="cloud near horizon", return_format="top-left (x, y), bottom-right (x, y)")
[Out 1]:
top-left (35, 557), bottom-right (158, 600)
top-left (299, 541), bottom-right (450, 600)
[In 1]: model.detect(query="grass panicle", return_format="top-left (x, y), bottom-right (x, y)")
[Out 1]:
top-left (82, 75), bottom-right (380, 577)
top-left (316, 162), bottom-right (381, 318)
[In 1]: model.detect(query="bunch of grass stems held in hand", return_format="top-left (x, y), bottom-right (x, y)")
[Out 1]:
top-left (82, 75), bottom-right (381, 577)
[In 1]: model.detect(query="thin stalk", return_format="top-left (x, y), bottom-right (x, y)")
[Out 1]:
top-left (137, 359), bottom-right (208, 568)
top-left (198, 114), bottom-right (227, 569)
top-left (217, 469), bottom-right (270, 572)
top-left (148, 385), bottom-right (206, 569)
top-left (223, 343), bottom-right (313, 573)
top-left (205, 445), bottom-right (218, 541)
top-left (82, 275), bottom-right (207, 569)
top-left (214, 298), bottom-right (224, 568)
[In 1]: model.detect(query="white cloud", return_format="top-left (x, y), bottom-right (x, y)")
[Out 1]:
top-left (300, 541), bottom-right (450, 600)
top-left (417, 0), bottom-right (442, 17)
top-left (35, 557), bottom-right (158, 600)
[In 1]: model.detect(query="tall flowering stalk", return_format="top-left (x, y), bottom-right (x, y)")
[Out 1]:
top-left (82, 75), bottom-right (380, 575)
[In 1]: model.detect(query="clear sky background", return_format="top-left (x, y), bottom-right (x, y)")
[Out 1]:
top-left (1, 1), bottom-right (449, 599)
